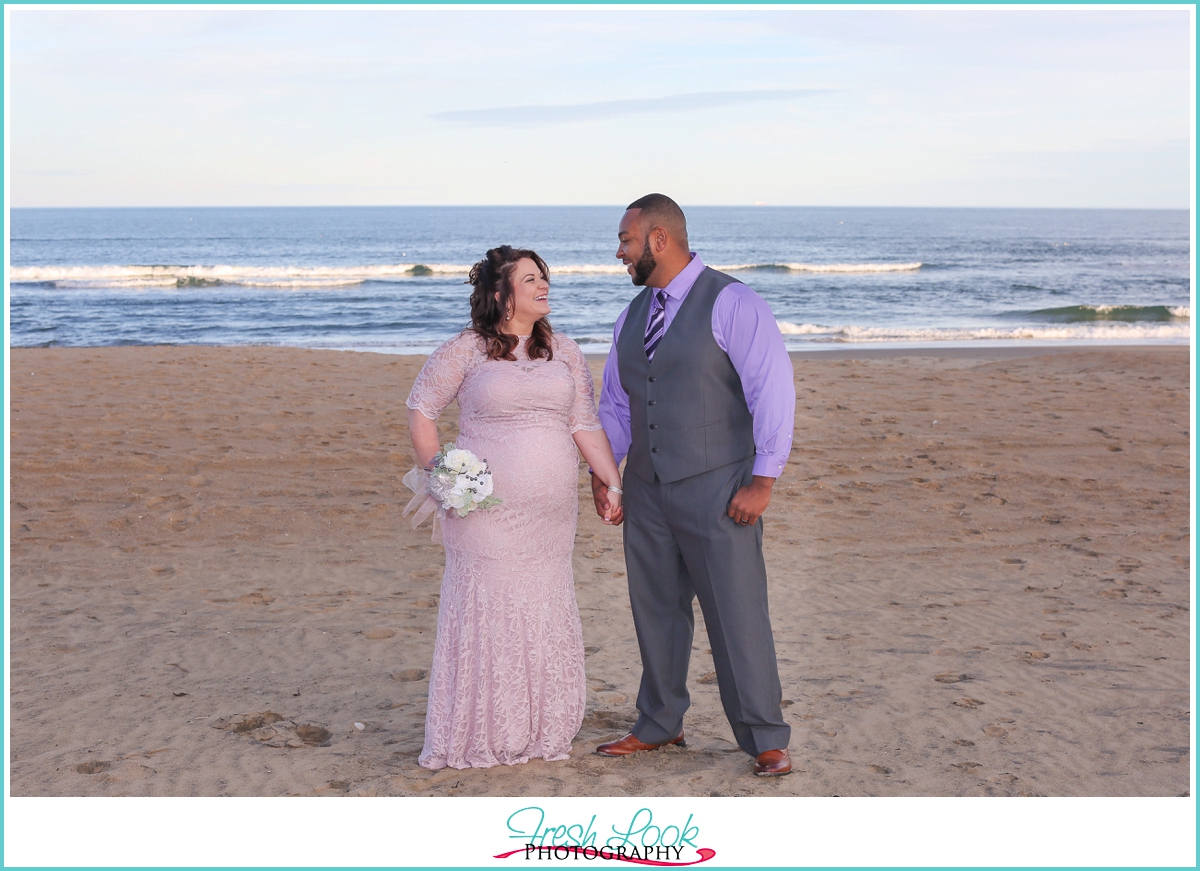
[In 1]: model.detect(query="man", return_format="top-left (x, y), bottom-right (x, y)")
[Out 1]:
top-left (591, 193), bottom-right (795, 777)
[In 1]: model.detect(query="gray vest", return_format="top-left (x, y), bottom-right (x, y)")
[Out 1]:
top-left (617, 267), bottom-right (756, 485)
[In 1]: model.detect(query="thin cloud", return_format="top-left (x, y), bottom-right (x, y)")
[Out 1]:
top-left (431, 89), bottom-right (833, 127)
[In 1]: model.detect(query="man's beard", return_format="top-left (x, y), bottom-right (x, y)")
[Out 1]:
top-left (630, 238), bottom-right (657, 286)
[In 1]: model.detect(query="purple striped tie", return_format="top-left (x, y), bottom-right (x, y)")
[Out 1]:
top-left (644, 290), bottom-right (667, 361)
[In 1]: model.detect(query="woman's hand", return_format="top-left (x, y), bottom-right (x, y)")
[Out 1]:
top-left (590, 472), bottom-right (624, 525)
top-left (575, 428), bottom-right (624, 526)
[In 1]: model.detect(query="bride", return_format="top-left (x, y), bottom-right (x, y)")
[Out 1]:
top-left (405, 245), bottom-right (624, 769)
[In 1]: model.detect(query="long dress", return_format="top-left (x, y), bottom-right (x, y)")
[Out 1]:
top-left (405, 331), bottom-right (601, 769)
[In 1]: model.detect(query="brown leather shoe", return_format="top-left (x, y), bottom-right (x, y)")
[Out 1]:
top-left (595, 731), bottom-right (686, 757)
top-left (753, 748), bottom-right (792, 776)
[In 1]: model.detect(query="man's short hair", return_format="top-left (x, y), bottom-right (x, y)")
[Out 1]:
top-left (626, 193), bottom-right (688, 248)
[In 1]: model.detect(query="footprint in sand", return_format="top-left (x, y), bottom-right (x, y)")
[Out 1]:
top-left (983, 724), bottom-right (1013, 738)
top-left (236, 592), bottom-right (275, 606)
top-left (951, 762), bottom-right (981, 772)
top-left (213, 712), bottom-right (332, 747)
top-left (582, 709), bottom-right (633, 731)
top-left (952, 739), bottom-right (975, 747)
top-left (934, 673), bottom-right (971, 684)
top-left (1017, 651), bottom-right (1049, 662)
top-left (224, 712), bottom-right (285, 733)
top-left (868, 764), bottom-right (892, 775)
top-left (362, 628), bottom-right (395, 639)
top-left (293, 725), bottom-right (333, 745)
top-left (954, 698), bottom-right (984, 708)
top-left (76, 760), bottom-right (113, 775)
top-left (390, 668), bottom-right (428, 681)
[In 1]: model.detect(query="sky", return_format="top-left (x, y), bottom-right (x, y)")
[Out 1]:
top-left (6, 6), bottom-right (1194, 208)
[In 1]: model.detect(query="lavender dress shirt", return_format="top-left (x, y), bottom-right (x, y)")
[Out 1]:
top-left (599, 254), bottom-right (796, 478)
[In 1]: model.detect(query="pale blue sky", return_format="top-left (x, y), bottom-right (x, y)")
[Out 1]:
top-left (7, 7), bottom-right (1193, 208)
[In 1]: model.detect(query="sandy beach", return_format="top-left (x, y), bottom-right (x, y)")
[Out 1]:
top-left (8, 344), bottom-right (1191, 797)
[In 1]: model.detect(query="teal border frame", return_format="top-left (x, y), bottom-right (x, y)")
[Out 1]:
top-left (1, 2), bottom-right (1195, 870)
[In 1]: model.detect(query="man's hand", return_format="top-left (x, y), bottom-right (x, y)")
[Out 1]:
top-left (727, 475), bottom-right (775, 526)
top-left (591, 473), bottom-right (625, 526)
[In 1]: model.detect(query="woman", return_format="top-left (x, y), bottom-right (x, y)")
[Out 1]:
top-left (406, 245), bottom-right (624, 770)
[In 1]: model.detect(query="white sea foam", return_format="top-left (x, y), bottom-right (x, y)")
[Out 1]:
top-left (547, 264), bottom-right (631, 275)
top-left (777, 321), bottom-right (1193, 342)
top-left (8, 263), bottom-right (476, 287)
top-left (1083, 304), bottom-right (1190, 318)
top-left (9, 260), bottom-right (924, 286)
top-left (718, 262), bottom-right (923, 274)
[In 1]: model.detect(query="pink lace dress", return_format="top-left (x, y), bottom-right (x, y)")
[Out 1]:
top-left (405, 332), bottom-right (602, 769)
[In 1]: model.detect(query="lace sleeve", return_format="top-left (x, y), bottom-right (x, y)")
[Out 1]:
top-left (558, 336), bottom-right (604, 434)
top-left (406, 333), bottom-right (481, 420)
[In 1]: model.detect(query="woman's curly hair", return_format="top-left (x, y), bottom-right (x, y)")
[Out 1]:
top-left (467, 245), bottom-right (554, 361)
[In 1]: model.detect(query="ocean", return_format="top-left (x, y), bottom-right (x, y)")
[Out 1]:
top-left (8, 206), bottom-right (1192, 354)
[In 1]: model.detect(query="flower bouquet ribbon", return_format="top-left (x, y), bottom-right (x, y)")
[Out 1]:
top-left (403, 443), bottom-right (502, 543)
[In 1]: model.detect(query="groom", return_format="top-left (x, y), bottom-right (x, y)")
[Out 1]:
top-left (592, 193), bottom-right (795, 776)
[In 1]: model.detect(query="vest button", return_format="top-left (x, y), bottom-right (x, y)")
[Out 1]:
top-left (651, 447), bottom-right (659, 453)
top-left (648, 376), bottom-right (657, 383)
top-left (648, 400), bottom-right (656, 406)
top-left (649, 424), bottom-right (658, 430)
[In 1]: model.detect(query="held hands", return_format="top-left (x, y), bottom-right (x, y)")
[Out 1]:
top-left (590, 473), bottom-right (771, 526)
top-left (727, 475), bottom-right (775, 527)
top-left (590, 473), bottom-right (625, 526)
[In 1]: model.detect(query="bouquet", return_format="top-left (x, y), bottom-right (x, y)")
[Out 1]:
top-left (403, 443), bottom-right (501, 541)
top-left (424, 443), bottom-right (502, 517)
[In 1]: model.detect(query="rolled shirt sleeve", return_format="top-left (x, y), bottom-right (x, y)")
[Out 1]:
top-left (598, 307), bottom-right (633, 466)
top-left (712, 283), bottom-right (796, 477)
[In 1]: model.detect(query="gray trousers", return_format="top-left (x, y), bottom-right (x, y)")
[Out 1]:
top-left (623, 457), bottom-right (791, 756)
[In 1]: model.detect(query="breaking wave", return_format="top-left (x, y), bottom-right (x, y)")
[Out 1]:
top-left (9, 259), bottom-right (923, 288)
top-left (716, 262), bottom-right (923, 274)
top-left (776, 321), bottom-right (1192, 342)
top-left (1021, 304), bottom-right (1190, 322)
top-left (7, 263), bottom-right (479, 288)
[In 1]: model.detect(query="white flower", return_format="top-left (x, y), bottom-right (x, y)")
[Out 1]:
top-left (443, 449), bottom-right (473, 473)
top-left (464, 456), bottom-right (487, 477)
top-left (472, 474), bottom-right (494, 500)
top-left (445, 484), bottom-right (473, 511)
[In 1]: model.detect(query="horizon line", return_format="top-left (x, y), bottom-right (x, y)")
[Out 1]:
top-left (8, 203), bottom-right (1191, 211)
